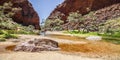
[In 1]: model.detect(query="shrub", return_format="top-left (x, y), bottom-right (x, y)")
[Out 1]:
top-left (0, 30), bottom-right (18, 39)
top-left (66, 11), bottom-right (85, 30)
top-left (67, 11), bottom-right (84, 23)
top-left (3, 34), bottom-right (17, 39)
top-left (99, 17), bottom-right (120, 37)
top-left (45, 18), bottom-right (64, 31)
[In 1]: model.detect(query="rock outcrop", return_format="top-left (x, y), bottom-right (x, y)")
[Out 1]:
top-left (14, 39), bottom-right (60, 52)
top-left (48, 0), bottom-right (120, 21)
top-left (0, 0), bottom-right (40, 29)
top-left (63, 3), bottom-right (120, 31)
top-left (93, 3), bottom-right (120, 22)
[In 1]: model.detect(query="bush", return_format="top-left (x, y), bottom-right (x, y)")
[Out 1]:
top-left (0, 30), bottom-right (18, 39)
top-left (45, 18), bottom-right (64, 31)
top-left (67, 11), bottom-right (84, 23)
top-left (65, 11), bottom-right (85, 30)
top-left (99, 17), bottom-right (120, 37)
top-left (63, 11), bottom-right (98, 32)
top-left (3, 34), bottom-right (18, 39)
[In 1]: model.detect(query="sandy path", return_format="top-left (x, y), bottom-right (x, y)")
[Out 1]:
top-left (0, 52), bottom-right (102, 60)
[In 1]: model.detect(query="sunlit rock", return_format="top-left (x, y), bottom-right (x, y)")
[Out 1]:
top-left (14, 39), bottom-right (60, 52)
top-left (86, 36), bottom-right (102, 41)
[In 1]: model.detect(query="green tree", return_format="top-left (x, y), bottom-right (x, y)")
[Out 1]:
top-left (45, 18), bottom-right (64, 31)
top-left (66, 11), bottom-right (86, 32)
top-left (99, 18), bottom-right (120, 34)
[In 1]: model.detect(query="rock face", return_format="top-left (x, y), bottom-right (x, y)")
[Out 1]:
top-left (0, 0), bottom-right (40, 29)
top-left (14, 39), bottom-right (60, 52)
top-left (63, 3), bottom-right (120, 31)
top-left (93, 3), bottom-right (120, 22)
top-left (48, 0), bottom-right (120, 21)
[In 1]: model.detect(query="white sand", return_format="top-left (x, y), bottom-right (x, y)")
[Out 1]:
top-left (0, 52), bottom-right (102, 60)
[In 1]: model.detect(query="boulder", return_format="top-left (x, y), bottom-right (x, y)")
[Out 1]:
top-left (14, 39), bottom-right (60, 52)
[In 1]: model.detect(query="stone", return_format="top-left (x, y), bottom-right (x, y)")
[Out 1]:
top-left (14, 39), bottom-right (60, 52)
top-left (0, 0), bottom-right (40, 29)
top-left (86, 36), bottom-right (102, 41)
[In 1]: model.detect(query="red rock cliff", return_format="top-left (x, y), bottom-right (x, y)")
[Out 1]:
top-left (0, 0), bottom-right (40, 29)
top-left (48, 0), bottom-right (120, 21)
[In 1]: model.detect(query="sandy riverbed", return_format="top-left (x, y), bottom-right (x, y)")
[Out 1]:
top-left (0, 32), bottom-right (120, 60)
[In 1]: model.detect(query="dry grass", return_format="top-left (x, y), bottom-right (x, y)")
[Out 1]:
top-left (59, 42), bottom-right (120, 55)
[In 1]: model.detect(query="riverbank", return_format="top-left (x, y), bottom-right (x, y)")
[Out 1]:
top-left (0, 32), bottom-right (120, 60)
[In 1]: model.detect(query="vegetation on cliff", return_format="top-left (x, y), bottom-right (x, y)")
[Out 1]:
top-left (44, 18), bottom-right (64, 31)
top-left (0, 2), bottom-right (39, 41)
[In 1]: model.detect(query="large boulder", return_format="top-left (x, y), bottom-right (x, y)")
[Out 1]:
top-left (0, 0), bottom-right (40, 29)
top-left (14, 39), bottom-right (60, 52)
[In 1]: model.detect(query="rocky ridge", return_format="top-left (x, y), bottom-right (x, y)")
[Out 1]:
top-left (0, 0), bottom-right (40, 29)
top-left (48, 0), bottom-right (120, 21)
top-left (63, 3), bottom-right (120, 31)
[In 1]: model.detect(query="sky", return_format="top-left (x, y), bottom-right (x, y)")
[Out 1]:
top-left (29, 0), bottom-right (64, 24)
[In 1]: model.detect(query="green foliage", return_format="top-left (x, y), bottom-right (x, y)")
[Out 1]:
top-left (65, 11), bottom-right (120, 38)
top-left (66, 12), bottom-right (81, 30)
top-left (64, 11), bottom-right (100, 32)
top-left (99, 18), bottom-right (120, 33)
top-left (0, 2), bottom-right (39, 41)
top-left (45, 18), bottom-right (64, 31)
top-left (67, 11), bottom-right (84, 23)
top-left (0, 2), bottom-right (21, 30)
top-left (99, 17), bottom-right (120, 37)
top-left (2, 33), bottom-right (18, 39)
top-left (0, 2), bottom-right (39, 35)
top-left (0, 30), bottom-right (18, 39)
top-left (102, 36), bottom-right (120, 45)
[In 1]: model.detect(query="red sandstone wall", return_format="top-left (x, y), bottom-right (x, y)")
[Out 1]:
top-left (0, 0), bottom-right (40, 29)
top-left (48, 0), bottom-right (120, 21)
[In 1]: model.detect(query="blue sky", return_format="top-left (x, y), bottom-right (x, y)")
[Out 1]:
top-left (29, 0), bottom-right (64, 24)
